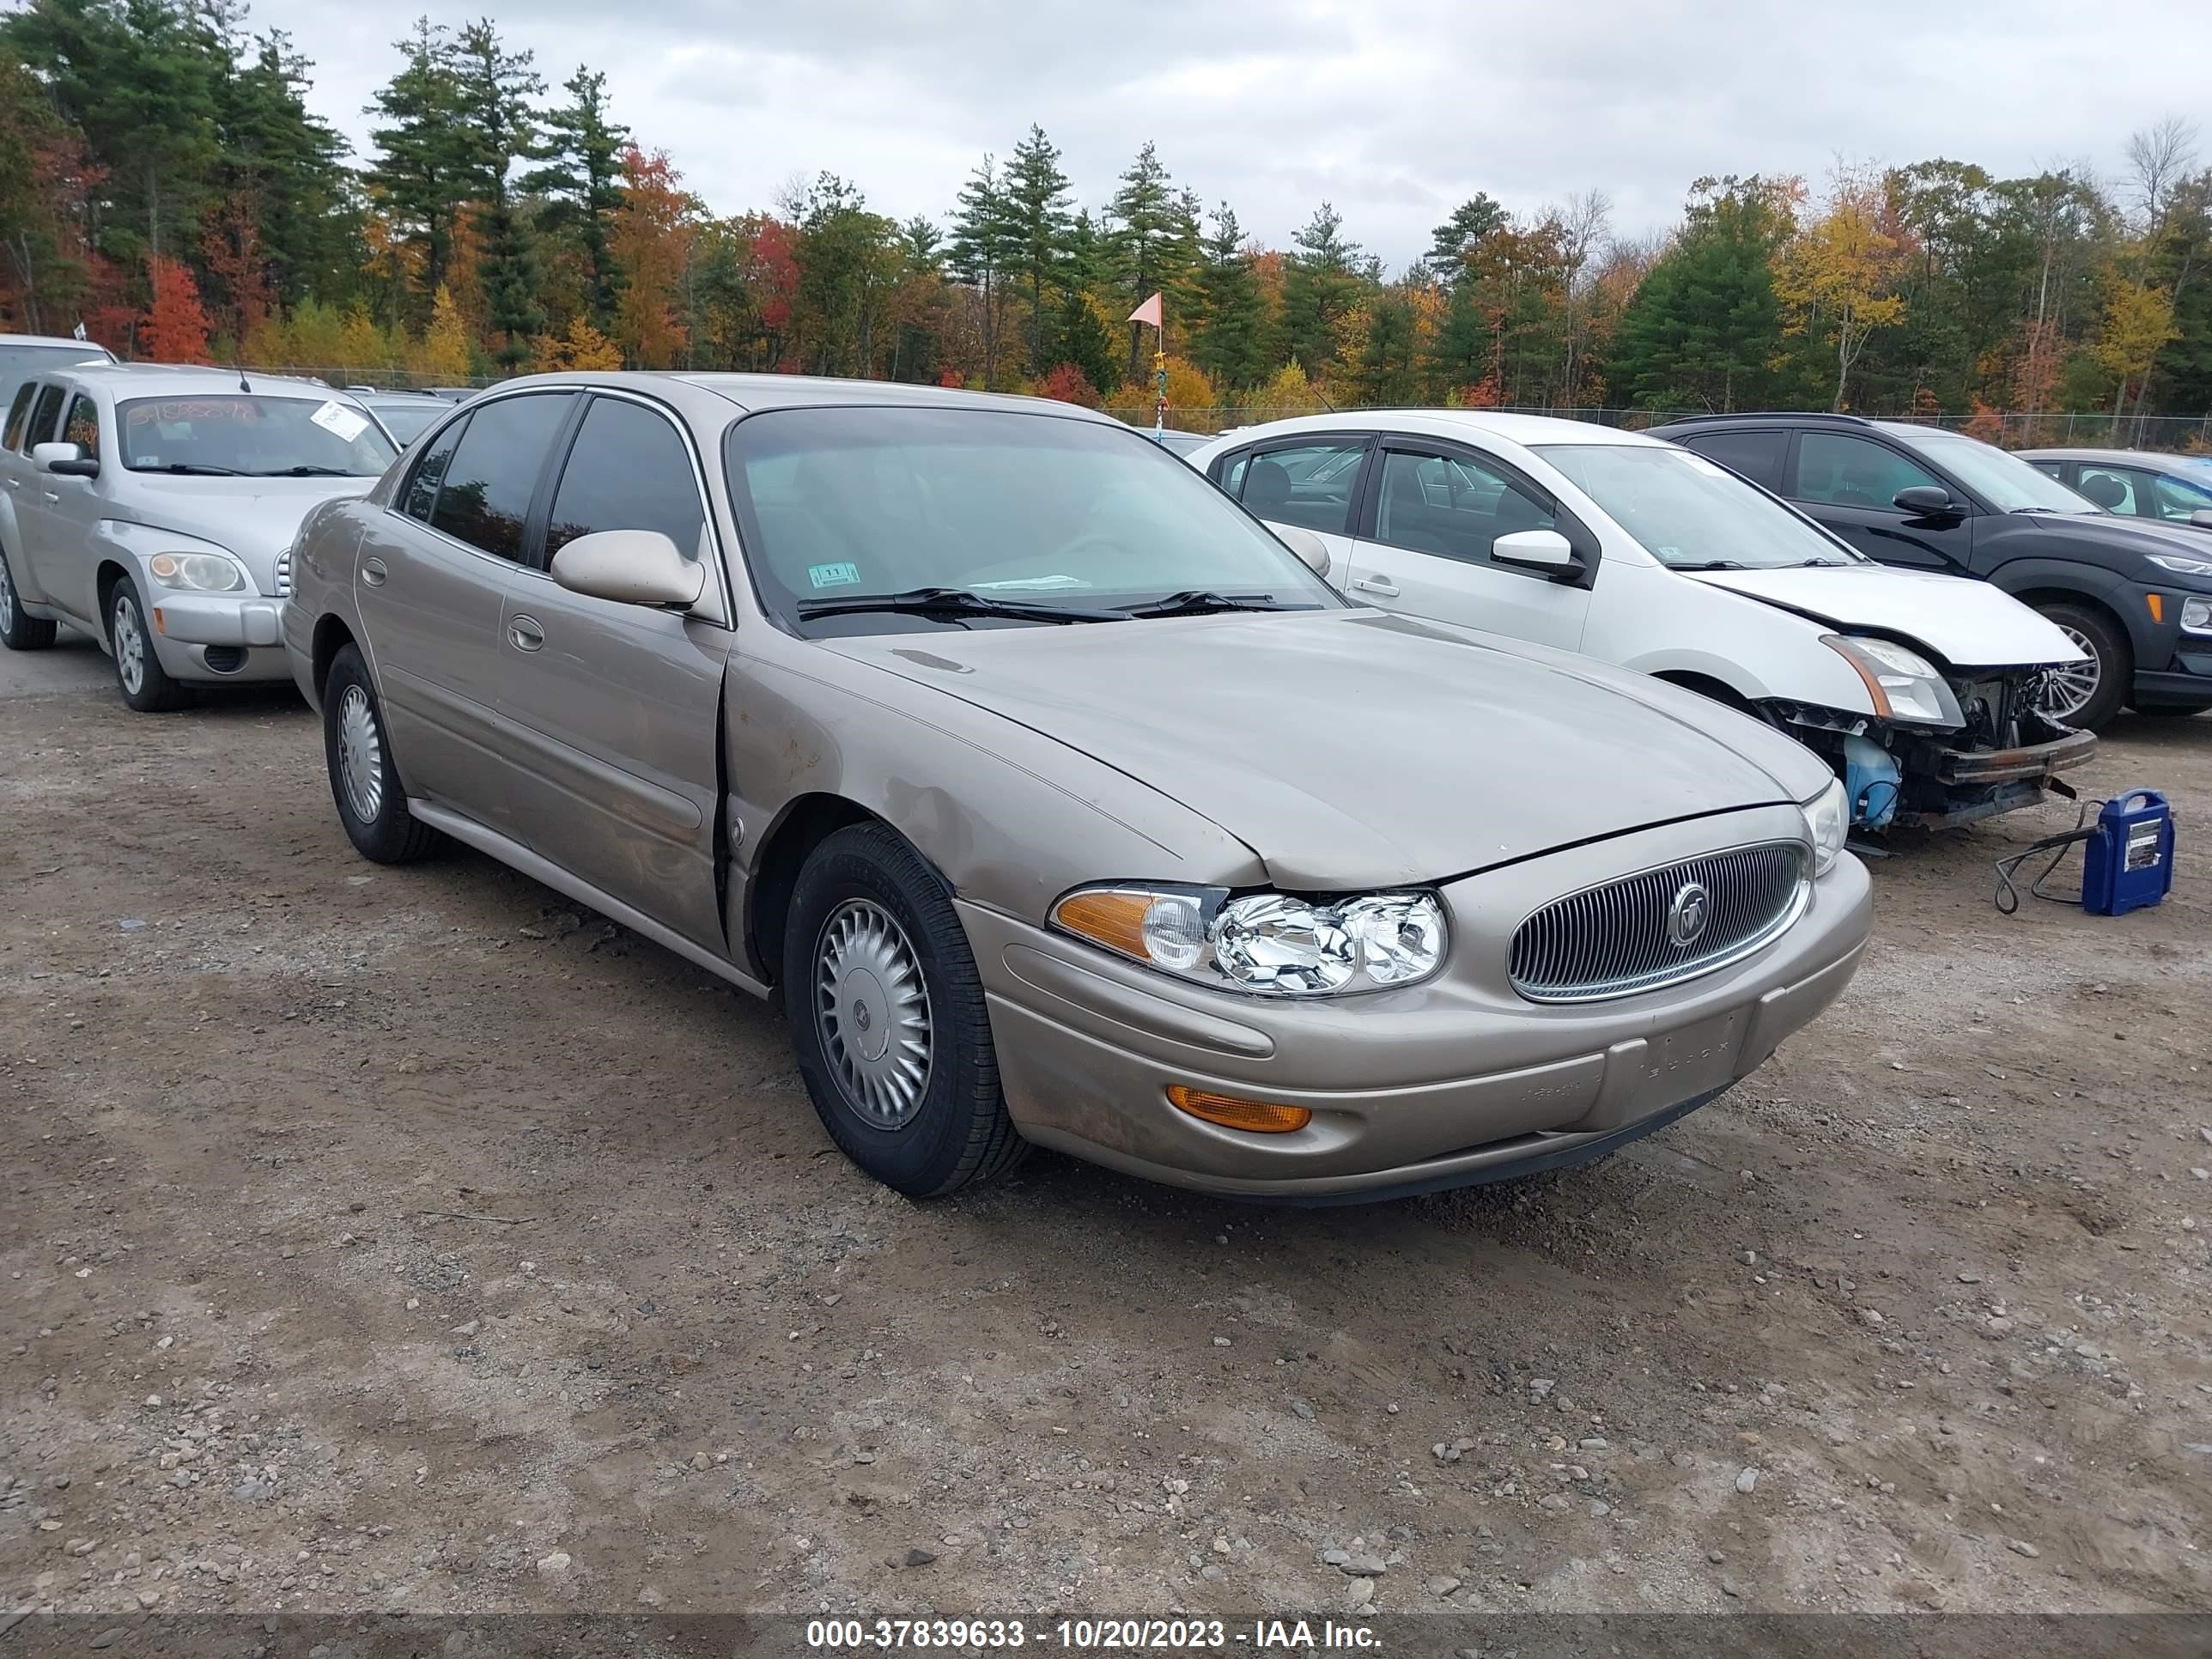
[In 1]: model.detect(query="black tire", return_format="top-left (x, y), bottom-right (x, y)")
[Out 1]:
top-left (782, 822), bottom-right (1024, 1197)
top-left (2032, 602), bottom-right (2130, 732)
top-left (106, 574), bottom-right (189, 712)
top-left (322, 643), bottom-right (441, 863)
top-left (0, 543), bottom-right (57, 650)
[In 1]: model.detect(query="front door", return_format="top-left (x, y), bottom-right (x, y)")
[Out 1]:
top-left (1214, 434), bottom-right (1371, 586)
top-left (356, 390), bottom-right (576, 836)
top-left (492, 391), bottom-right (732, 950)
top-left (42, 393), bottom-right (108, 623)
top-left (12, 381), bottom-right (69, 603)
top-left (1788, 429), bottom-right (1975, 573)
top-left (1342, 441), bottom-right (1594, 651)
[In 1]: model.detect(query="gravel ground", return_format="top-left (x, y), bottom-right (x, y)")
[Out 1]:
top-left (2, 662), bottom-right (2208, 1628)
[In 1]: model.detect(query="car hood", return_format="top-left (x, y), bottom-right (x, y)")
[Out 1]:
top-left (1681, 563), bottom-right (2086, 668)
top-left (821, 609), bottom-right (1829, 890)
top-left (2014, 509), bottom-right (2212, 583)
top-left (113, 475), bottom-right (378, 587)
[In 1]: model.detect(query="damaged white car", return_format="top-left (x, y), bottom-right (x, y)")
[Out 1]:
top-left (1186, 413), bottom-right (2094, 830)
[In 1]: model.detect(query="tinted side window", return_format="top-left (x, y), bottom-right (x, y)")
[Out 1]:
top-left (1236, 439), bottom-right (1368, 535)
top-left (428, 394), bottom-right (574, 562)
top-left (1679, 428), bottom-right (1786, 490)
top-left (2150, 469), bottom-right (2212, 521)
top-left (26, 384), bottom-right (65, 451)
top-left (3, 383), bottom-right (33, 450)
top-left (544, 397), bottom-right (706, 563)
top-left (2073, 464), bottom-right (2140, 514)
top-left (401, 414), bottom-right (468, 522)
top-left (1793, 432), bottom-right (1943, 510)
top-left (63, 395), bottom-right (100, 459)
top-left (1372, 447), bottom-right (1555, 566)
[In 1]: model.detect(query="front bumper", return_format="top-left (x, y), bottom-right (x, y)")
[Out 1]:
top-left (965, 806), bottom-right (1872, 1201)
top-left (144, 592), bottom-right (290, 683)
top-left (1896, 720), bottom-right (2096, 830)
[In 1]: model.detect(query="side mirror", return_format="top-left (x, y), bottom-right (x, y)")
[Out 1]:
top-left (1893, 485), bottom-right (1958, 516)
top-left (32, 441), bottom-right (97, 478)
top-left (2190, 508), bottom-right (2212, 531)
top-left (1491, 527), bottom-right (1581, 578)
top-left (549, 529), bottom-right (705, 609)
top-left (1274, 523), bottom-right (1333, 580)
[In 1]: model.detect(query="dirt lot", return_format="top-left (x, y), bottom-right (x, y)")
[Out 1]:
top-left (3, 646), bottom-right (2209, 1631)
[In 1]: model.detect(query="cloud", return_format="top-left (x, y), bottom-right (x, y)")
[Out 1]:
top-left (271, 0), bottom-right (2212, 268)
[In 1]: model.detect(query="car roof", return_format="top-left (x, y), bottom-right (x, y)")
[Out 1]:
top-left (470, 368), bottom-right (1127, 423)
top-left (56, 363), bottom-right (356, 399)
top-left (2014, 447), bottom-right (2204, 467)
top-left (1, 333), bottom-right (115, 352)
top-left (1211, 409), bottom-right (1670, 449)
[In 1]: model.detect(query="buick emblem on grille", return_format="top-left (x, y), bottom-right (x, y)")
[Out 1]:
top-left (1666, 881), bottom-right (1711, 948)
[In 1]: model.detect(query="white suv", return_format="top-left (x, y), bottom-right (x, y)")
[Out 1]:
top-left (1187, 412), bottom-right (2094, 830)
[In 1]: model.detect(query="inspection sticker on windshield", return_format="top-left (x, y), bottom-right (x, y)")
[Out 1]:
top-left (808, 562), bottom-right (861, 589)
top-left (310, 400), bottom-right (370, 443)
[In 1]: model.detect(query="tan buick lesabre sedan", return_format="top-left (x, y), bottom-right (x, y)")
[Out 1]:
top-left (282, 374), bottom-right (1870, 1202)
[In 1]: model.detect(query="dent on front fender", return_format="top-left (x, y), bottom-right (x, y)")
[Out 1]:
top-left (720, 650), bottom-right (1265, 962)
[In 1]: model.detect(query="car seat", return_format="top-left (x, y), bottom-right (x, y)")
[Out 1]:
top-left (2077, 471), bottom-right (2129, 511)
top-left (1244, 457), bottom-right (1294, 520)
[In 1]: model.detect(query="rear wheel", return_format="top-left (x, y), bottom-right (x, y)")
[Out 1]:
top-left (783, 822), bottom-right (1024, 1197)
top-left (322, 643), bottom-right (441, 863)
top-left (107, 574), bottom-right (188, 712)
top-left (2030, 603), bottom-right (2130, 732)
top-left (0, 544), bottom-right (58, 650)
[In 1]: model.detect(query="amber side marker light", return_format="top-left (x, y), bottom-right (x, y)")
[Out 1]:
top-left (2148, 593), bottom-right (2166, 624)
top-left (1167, 1085), bottom-right (1312, 1134)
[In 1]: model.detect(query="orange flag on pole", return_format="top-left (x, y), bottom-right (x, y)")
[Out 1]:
top-left (1127, 291), bottom-right (1164, 328)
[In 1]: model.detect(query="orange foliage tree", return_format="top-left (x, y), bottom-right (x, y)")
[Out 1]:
top-left (142, 255), bottom-right (211, 362)
top-left (612, 147), bottom-right (693, 368)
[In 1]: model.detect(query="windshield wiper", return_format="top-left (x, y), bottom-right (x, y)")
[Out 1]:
top-left (794, 586), bottom-right (1119, 625)
top-left (1121, 590), bottom-right (1296, 618)
top-left (137, 462), bottom-right (240, 476)
top-left (1668, 559), bottom-right (1751, 571)
top-left (246, 465), bottom-right (358, 477)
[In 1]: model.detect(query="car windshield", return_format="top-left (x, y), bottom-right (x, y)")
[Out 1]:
top-left (367, 401), bottom-right (442, 444)
top-left (1534, 442), bottom-right (1863, 570)
top-left (1908, 429), bottom-right (2096, 514)
top-left (725, 405), bottom-right (1340, 634)
top-left (117, 394), bottom-right (397, 476)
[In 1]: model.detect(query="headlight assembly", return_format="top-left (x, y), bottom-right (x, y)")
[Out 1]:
top-left (148, 551), bottom-right (247, 592)
top-left (1801, 776), bottom-right (1850, 878)
top-left (1050, 884), bottom-right (1448, 996)
top-left (2182, 597), bottom-right (2212, 636)
top-left (2148, 553), bottom-right (2212, 578)
top-left (1821, 634), bottom-right (1962, 726)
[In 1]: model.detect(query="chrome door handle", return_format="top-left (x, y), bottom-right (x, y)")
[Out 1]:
top-left (361, 558), bottom-right (388, 587)
top-left (508, 616), bottom-right (544, 652)
top-left (1350, 575), bottom-right (1398, 597)
top-left (40, 490), bottom-right (58, 504)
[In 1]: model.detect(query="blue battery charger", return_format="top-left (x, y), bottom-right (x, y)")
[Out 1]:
top-left (2081, 790), bottom-right (2175, 916)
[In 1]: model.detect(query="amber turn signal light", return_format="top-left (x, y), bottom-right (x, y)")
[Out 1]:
top-left (1167, 1085), bottom-right (1312, 1134)
top-left (1053, 889), bottom-right (1152, 959)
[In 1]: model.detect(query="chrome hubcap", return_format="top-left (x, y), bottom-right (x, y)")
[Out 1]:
top-left (2034, 624), bottom-right (2100, 721)
top-left (113, 592), bottom-right (145, 694)
top-left (337, 684), bottom-right (385, 823)
top-left (0, 550), bottom-right (15, 629)
top-left (815, 898), bottom-right (932, 1129)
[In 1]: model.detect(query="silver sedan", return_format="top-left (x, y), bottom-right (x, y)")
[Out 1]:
top-left (0, 364), bottom-right (394, 709)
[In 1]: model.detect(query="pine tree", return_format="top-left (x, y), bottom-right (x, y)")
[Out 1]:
top-left (1002, 125), bottom-right (1073, 374)
top-left (1279, 202), bottom-right (1369, 377)
top-left (947, 155), bottom-right (1018, 387)
top-left (1425, 194), bottom-right (1506, 283)
top-left (1187, 204), bottom-right (1267, 389)
top-left (1107, 143), bottom-right (1198, 379)
top-left (523, 67), bottom-right (629, 328)
top-left (1352, 285), bottom-right (1420, 403)
top-left (1611, 176), bottom-right (1795, 411)
top-left (363, 19), bottom-right (473, 302)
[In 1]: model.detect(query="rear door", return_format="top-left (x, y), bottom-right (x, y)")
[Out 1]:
top-left (493, 391), bottom-right (732, 950)
top-left (1342, 439), bottom-right (1594, 650)
top-left (1787, 429), bottom-right (1974, 572)
top-left (1212, 434), bottom-right (1372, 584)
top-left (356, 391), bottom-right (576, 835)
top-left (13, 381), bottom-right (69, 599)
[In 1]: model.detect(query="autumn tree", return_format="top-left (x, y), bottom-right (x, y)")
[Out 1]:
top-left (611, 147), bottom-right (692, 368)
top-left (142, 252), bottom-right (210, 360)
top-left (414, 281), bottom-right (471, 378)
top-left (2093, 278), bottom-right (2177, 412)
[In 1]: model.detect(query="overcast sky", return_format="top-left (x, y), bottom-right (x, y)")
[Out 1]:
top-left (264, 0), bottom-right (2212, 269)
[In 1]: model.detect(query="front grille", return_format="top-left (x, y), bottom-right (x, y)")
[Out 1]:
top-left (273, 549), bottom-right (293, 599)
top-left (1509, 842), bottom-right (1809, 1003)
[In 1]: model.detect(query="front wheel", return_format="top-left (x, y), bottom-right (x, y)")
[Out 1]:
top-left (2031, 603), bottom-right (2130, 732)
top-left (107, 575), bottom-right (188, 712)
top-left (783, 823), bottom-right (1024, 1197)
top-left (322, 643), bottom-right (441, 863)
top-left (0, 544), bottom-right (58, 650)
